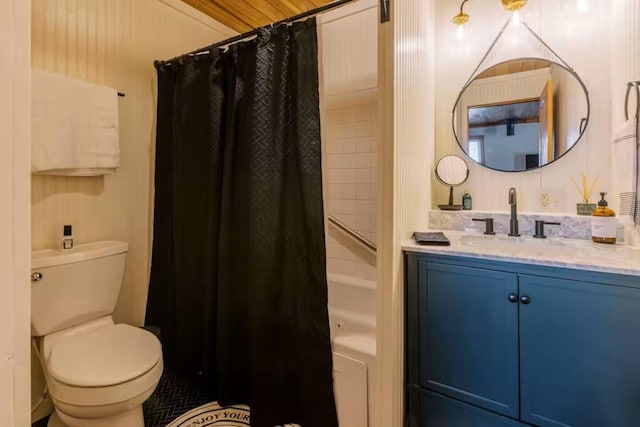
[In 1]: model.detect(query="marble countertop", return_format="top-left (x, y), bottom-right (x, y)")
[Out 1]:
top-left (402, 230), bottom-right (640, 277)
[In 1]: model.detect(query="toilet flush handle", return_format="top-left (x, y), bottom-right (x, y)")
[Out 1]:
top-left (31, 272), bottom-right (43, 282)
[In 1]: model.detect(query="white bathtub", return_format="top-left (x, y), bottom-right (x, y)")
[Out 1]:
top-left (327, 273), bottom-right (376, 427)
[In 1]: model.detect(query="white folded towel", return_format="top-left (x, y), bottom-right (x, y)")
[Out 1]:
top-left (613, 118), bottom-right (640, 226)
top-left (32, 69), bottom-right (120, 176)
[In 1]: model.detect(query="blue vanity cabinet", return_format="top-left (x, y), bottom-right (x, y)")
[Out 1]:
top-left (519, 274), bottom-right (640, 427)
top-left (411, 259), bottom-right (520, 418)
top-left (407, 386), bottom-right (527, 427)
top-left (405, 252), bottom-right (640, 427)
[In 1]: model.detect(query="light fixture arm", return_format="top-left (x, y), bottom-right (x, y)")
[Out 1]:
top-left (459, 0), bottom-right (470, 15)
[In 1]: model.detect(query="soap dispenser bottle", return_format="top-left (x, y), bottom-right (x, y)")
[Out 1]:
top-left (591, 192), bottom-right (616, 244)
top-left (462, 190), bottom-right (472, 210)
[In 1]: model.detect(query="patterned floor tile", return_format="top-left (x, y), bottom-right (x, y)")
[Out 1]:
top-left (144, 370), bottom-right (215, 427)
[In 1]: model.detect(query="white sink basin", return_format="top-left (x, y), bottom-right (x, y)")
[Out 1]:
top-left (459, 234), bottom-right (577, 257)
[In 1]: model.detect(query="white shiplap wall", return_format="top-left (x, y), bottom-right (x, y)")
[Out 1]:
top-left (610, 0), bottom-right (640, 229)
top-left (434, 0), bottom-right (612, 213)
top-left (611, 0), bottom-right (640, 135)
top-left (0, 0), bottom-right (31, 425)
top-left (611, 0), bottom-right (640, 139)
top-left (377, 0), bottom-right (436, 426)
top-left (30, 0), bottom-right (235, 326)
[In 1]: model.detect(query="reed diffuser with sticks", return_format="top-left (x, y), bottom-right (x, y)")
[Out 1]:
top-left (572, 172), bottom-right (598, 215)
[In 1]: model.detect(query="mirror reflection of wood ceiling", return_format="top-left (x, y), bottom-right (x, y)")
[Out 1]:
top-left (182, 0), bottom-right (334, 32)
top-left (468, 100), bottom-right (540, 128)
top-left (476, 59), bottom-right (550, 79)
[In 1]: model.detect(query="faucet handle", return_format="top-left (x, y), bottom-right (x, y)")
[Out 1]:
top-left (473, 218), bottom-right (495, 235)
top-left (533, 220), bottom-right (561, 239)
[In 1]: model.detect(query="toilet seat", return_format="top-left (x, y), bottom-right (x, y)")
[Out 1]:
top-left (46, 324), bottom-right (163, 407)
top-left (49, 324), bottom-right (161, 387)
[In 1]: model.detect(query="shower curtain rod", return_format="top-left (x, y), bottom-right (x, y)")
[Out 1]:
top-left (154, 0), bottom-right (358, 69)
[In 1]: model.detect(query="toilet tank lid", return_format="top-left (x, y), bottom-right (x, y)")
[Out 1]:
top-left (32, 241), bottom-right (128, 269)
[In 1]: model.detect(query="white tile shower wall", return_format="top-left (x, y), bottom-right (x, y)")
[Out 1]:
top-left (319, 0), bottom-right (378, 281)
top-left (324, 90), bottom-right (378, 280)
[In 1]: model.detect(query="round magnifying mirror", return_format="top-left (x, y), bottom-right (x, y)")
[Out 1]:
top-left (435, 155), bottom-right (469, 210)
top-left (453, 58), bottom-right (589, 172)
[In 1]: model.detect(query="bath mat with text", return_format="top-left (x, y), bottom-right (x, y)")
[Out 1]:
top-left (166, 402), bottom-right (299, 427)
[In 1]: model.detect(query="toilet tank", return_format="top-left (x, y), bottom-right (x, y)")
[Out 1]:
top-left (31, 241), bottom-right (128, 337)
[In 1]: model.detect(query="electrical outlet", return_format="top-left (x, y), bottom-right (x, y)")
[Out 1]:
top-left (539, 189), bottom-right (566, 210)
top-left (540, 192), bottom-right (550, 208)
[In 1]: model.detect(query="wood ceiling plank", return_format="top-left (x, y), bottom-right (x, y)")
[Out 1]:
top-left (182, 0), bottom-right (338, 34)
top-left (267, 0), bottom-right (300, 16)
top-left (508, 61), bottom-right (521, 74)
top-left (182, 0), bottom-right (252, 32)
top-left (240, 0), bottom-right (289, 21)
top-left (257, 0), bottom-right (333, 21)
top-left (476, 59), bottom-right (551, 79)
top-left (212, 0), bottom-right (270, 28)
top-left (269, 0), bottom-right (305, 15)
top-left (495, 63), bottom-right (509, 76)
top-left (288, 0), bottom-right (322, 10)
top-left (308, 0), bottom-right (329, 6)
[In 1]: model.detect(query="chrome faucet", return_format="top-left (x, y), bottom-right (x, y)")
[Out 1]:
top-left (508, 188), bottom-right (520, 237)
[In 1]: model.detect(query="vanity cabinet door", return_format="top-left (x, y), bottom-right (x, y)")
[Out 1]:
top-left (416, 388), bottom-right (527, 427)
top-left (418, 262), bottom-right (520, 418)
top-left (519, 274), bottom-right (640, 427)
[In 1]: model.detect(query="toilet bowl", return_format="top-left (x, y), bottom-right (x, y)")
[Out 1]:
top-left (31, 241), bottom-right (163, 427)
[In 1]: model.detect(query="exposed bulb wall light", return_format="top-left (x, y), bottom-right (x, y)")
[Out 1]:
top-left (453, 1), bottom-right (529, 38)
top-left (502, 0), bottom-right (528, 12)
top-left (511, 10), bottom-right (523, 26)
top-left (452, 0), bottom-right (469, 40)
top-left (576, 0), bottom-right (589, 12)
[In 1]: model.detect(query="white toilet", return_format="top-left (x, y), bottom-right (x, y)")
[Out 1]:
top-left (31, 241), bottom-right (163, 427)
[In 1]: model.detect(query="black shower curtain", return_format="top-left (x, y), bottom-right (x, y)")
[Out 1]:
top-left (146, 19), bottom-right (338, 427)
